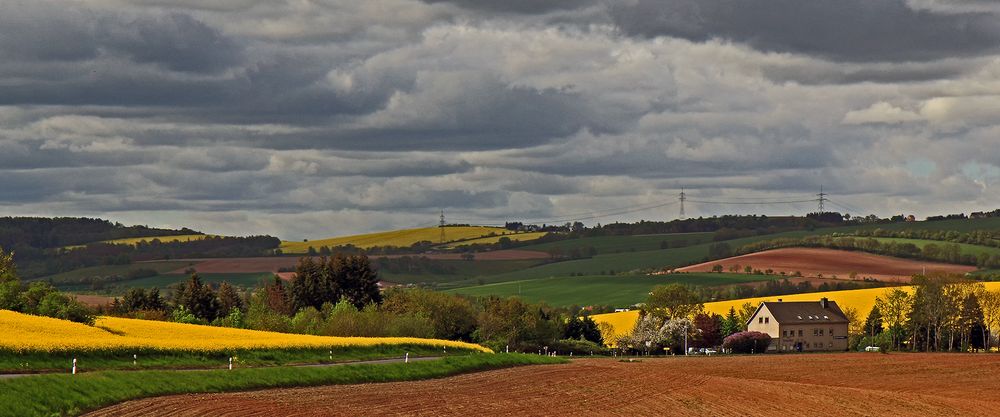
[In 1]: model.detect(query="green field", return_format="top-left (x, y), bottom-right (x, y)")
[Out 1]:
top-left (123, 272), bottom-right (274, 290)
top-left (32, 261), bottom-right (194, 285)
top-left (445, 273), bottom-right (775, 307)
top-left (858, 237), bottom-right (1000, 258)
top-left (519, 232), bottom-right (715, 255)
top-left (379, 260), bottom-right (544, 285)
top-left (467, 231), bottom-right (820, 286)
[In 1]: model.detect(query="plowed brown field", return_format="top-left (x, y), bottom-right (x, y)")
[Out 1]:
top-left (88, 353), bottom-right (1000, 417)
top-left (676, 247), bottom-right (975, 282)
top-left (166, 250), bottom-right (550, 274)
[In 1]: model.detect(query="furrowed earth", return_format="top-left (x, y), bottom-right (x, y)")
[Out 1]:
top-left (87, 353), bottom-right (1000, 416)
top-left (676, 247), bottom-right (976, 281)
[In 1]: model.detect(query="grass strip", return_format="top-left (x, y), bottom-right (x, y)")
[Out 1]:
top-left (0, 345), bottom-right (463, 373)
top-left (0, 353), bottom-right (566, 417)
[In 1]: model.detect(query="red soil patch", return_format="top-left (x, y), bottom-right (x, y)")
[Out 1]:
top-left (87, 353), bottom-right (1000, 417)
top-left (676, 247), bottom-right (975, 282)
top-left (168, 250), bottom-right (550, 274)
top-left (71, 294), bottom-right (115, 307)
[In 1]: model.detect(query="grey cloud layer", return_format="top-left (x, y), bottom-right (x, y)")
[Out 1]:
top-left (0, 0), bottom-right (998, 238)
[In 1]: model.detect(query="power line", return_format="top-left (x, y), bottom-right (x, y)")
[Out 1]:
top-left (817, 185), bottom-right (827, 213)
top-left (685, 198), bottom-right (819, 205)
top-left (679, 188), bottom-right (686, 220)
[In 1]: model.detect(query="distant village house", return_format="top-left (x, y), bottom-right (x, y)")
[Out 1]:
top-left (746, 298), bottom-right (850, 352)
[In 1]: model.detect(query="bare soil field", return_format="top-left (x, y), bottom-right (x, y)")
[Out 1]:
top-left (166, 250), bottom-right (550, 274)
top-left (72, 294), bottom-right (115, 307)
top-left (676, 247), bottom-right (976, 282)
top-left (88, 353), bottom-right (1000, 417)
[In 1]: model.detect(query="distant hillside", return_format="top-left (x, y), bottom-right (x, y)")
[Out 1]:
top-left (280, 226), bottom-right (546, 253)
top-left (0, 217), bottom-right (199, 250)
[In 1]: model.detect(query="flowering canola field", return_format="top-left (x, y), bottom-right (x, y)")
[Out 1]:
top-left (0, 310), bottom-right (491, 353)
top-left (280, 226), bottom-right (543, 252)
top-left (591, 282), bottom-right (1000, 341)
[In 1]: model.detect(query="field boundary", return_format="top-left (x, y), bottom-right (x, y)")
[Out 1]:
top-left (0, 354), bottom-right (565, 417)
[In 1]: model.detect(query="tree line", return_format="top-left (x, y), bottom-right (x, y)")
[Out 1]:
top-left (0, 248), bottom-right (93, 324)
top-left (103, 254), bottom-right (608, 354)
top-left (852, 273), bottom-right (1000, 352)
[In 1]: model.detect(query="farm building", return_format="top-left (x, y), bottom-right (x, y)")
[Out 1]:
top-left (746, 298), bottom-right (849, 352)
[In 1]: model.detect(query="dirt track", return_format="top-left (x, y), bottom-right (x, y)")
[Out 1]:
top-left (168, 250), bottom-right (550, 274)
top-left (88, 353), bottom-right (1000, 417)
top-left (677, 247), bottom-right (975, 282)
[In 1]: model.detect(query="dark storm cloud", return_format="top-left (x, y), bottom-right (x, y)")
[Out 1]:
top-left (610, 0), bottom-right (1000, 62)
top-left (0, 2), bottom-right (244, 73)
top-left (0, 0), bottom-right (998, 237)
top-left (421, 0), bottom-right (596, 14)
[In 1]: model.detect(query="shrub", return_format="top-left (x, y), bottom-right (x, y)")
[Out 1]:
top-left (722, 331), bottom-right (771, 353)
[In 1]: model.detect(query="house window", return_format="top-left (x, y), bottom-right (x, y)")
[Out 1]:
top-left (782, 330), bottom-right (787, 337)
top-left (798, 330), bottom-right (803, 337)
top-left (813, 329), bottom-right (818, 336)
top-left (830, 328), bottom-right (834, 336)
top-left (759, 317), bottom-right (763, 324)
top-left (765, 317), bottom-right (769, 324)
top-left (819, 329), bottom-right (824, 336)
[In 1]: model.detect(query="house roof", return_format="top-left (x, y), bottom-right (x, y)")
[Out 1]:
top-left (748, 299), bottom-right (850, 326)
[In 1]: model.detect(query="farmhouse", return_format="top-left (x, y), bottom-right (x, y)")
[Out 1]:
top-left (746, 298), bottom-right (849, 352)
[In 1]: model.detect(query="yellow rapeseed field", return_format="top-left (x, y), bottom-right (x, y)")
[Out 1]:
top-left (102, 234), bottom-right (214, 246)
top-left (0, 310), bottom-right (491, 353)
top-left (280, 226), bottom-right (537, 252)
top-left (65, 234), bottom-right (215, 249)
top-left (592, 282), bottom-right (1000, 342)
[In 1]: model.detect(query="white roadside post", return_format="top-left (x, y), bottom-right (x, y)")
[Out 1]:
top-left (405, 352), bottom-right (409, 363)
top-left (72, 358), bottom-right (77, 375)
top-left (228, 357), bottom-right (233, 370)
top-left (505, 345), bottom-right (509, 354)
top-left (133, 354), bottom-right (137, 366)
top-left (329, 350), bottom-right (333, 361)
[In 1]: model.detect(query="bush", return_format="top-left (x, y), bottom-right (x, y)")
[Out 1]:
top-left (549, 339), bottom-right (609, 355)
top-left (722, 331), bottom-right (771, 353)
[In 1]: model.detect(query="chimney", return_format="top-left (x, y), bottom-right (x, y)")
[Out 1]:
top-left (820, 297), bottom-right (828, 309)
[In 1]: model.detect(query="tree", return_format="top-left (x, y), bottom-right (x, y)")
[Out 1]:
top-left (875, 288), bottom-right (911, 350)
top-left (721, 307), bottom-right (741, 337)
top-left (692, 313), bottom-right (723, 348)
top-left (864, 304), bottom-right (884, 337)
top-left (173, 274), bottom-right (219, 322)
top-left (959, 291), bottom-right (986, 351)
top-left (978, 288), bottom-right (1000, 351)
top-left (382, 288), bottom-right (476, 340)
top-left (841, 306), bottom-right (864, 338)
top-left (216, 282), bottom-right (244, 318)
top-left (645, 284), bottom-right (703, 321)
top-left (744, 265), bottom-right (753, 274)
top-left (337, 254), bottom-right (382, 308)
top-left (711, 264), bottom-right (724, 273)
top-left (707, 243), bottom-right (732, 259)
top-left (0, 248), bottom-right (21, 311)
top-left (722, 331), bottom-right (771, 353)
top-left (735, 302), bottom-right (757, 332)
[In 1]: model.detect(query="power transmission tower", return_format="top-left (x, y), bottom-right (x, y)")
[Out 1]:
top-left (439, 210), bottom-right (446, 244)
top-left (679, 188), bottom-right (687, 219)
top-left (817, 186), bottom-right (827, 213)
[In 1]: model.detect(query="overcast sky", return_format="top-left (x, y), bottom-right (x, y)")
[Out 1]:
top-left (2, 0), bottom-right (999, 239)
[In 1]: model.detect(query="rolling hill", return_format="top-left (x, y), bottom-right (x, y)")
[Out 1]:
top-left (279, 226), bottom-right (546, 253)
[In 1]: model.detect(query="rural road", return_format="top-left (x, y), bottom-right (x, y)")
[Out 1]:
top-left (0, 355), bottom-right (440, 380)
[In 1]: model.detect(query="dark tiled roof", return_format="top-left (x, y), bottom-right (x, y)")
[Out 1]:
top-left (757, 300), bottom-right (849, 324)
